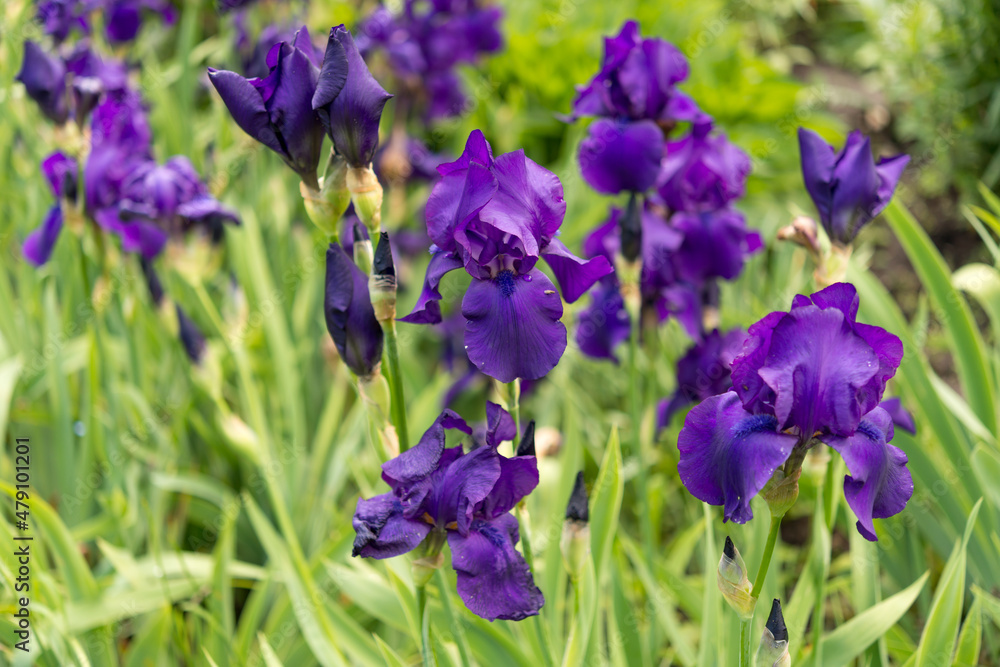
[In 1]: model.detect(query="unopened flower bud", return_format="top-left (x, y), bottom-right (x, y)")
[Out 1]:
top-left (619, 192), bottom-right (642, 264)
top-left (718, 536), bottom-right (754, 620)
top-left (756, 599), bottom-right (790, 667)
top-left (369, 232), bottom-right (397, 323)
top-left (347, 165), bottom-right (383, 238)
top-left (777, 215), bottom-right (821, 260)
top-left (352, 221), bottom-right (374, 273)
top-left (561, 471), bottom-right (591, 580)
top-left (300, 154), bottom-right (351, 238)
top-left (516, 420), bottom-right (536, 457)
top-left (219, 413), bottom-right (260, 464)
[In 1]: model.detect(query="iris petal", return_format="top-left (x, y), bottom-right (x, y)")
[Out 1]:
top-left (352, 493), bottom-right (432, 558)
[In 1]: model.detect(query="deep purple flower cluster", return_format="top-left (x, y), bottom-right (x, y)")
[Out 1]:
top-left (400, 130), bottom-right (612, 382)
top-left (209, 25), bottom-right (392, 186)
top-left (36, 0), bottom-right (175, 45)
top-left (352, 403), bottom-right (544, 621)
top-left (798, 128), bottom-right (909, 245)
top-left (358, 0), bottom-right (502, 120)
top-left (18, 43), bottom-right (238, 264)
top-left (677, 283), bottom-right (913, 541)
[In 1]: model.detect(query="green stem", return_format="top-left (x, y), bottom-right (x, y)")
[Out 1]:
top-left (417, 586), bottom-right (434, 666)
top-left (382, 318), bottom-right (410, 451)
top-left (435, 570), bottom-right (472, 667)
top-left (506, 379), bottom-right (521, 435)
top-left (750, 515), bottom-right (783, 600)
top-left (628, 326), bottom-right (655, 565)
top-left (739, 618), bottom-right (752, 667)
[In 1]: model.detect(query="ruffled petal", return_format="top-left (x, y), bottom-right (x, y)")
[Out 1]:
top-left (434, 446), bottom-right (501, 534)
top-left (797, 127), bottom-right (836, 226)
top-left (352, 493), bottom-right (432, 558)
top-left (484, 401), bottom-right (516, 448)
top-left (481, 455), bottom-right (538, 519)
top-left (118, 220), bottom-right (169, 258)
top-left (829, 131), bottom-right (881, 242)
top-left (577, 119), bottom-right (664, 194)
top-left (677, 391), bottom-right (797, 523)
top-left (822, 407), bottom-right (913, 541)
top-left (462, 268), bottom-right (567, 383)
top-left (399, 251), bottom-right (465, 325)
top-left (541, 238), bottom-right (613, 303)
top-left (425, 161), bottom-right (497, 253)
top-left (448, 513), bottom-right (544, 621)
top-left (479, 149), bottom-right (566, 254)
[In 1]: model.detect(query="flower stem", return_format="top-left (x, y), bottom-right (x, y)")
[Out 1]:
top-left (506, 379), bottom-right (521, 435)
top-left (417, 585), bottom-right (434, 666)
top-left (628, 325), bottom-right (655, 565)
top-left (739, 617), bottom-right (752, 667)
top-left (382, 318), bottom-right (410, 451)
top-left (435, 570), bottom-right (471, 667)
top-left (750, 515), bottom-right (782, 600)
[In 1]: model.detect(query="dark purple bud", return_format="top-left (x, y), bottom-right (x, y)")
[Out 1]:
top-left (798, 128), bottom-right (909, 245)
top-left (765, 599), bottom-right (787, 643)
top-left (209, 27), bottom-right (324, 187)
top-left (325, 243), bottom-right (384, 377)
top-left (565, 471), bottom-right (589, 522)
top-left (516, 420), bottom-right (536, 457)
top-left (619, 192), bottom-right (642, 263)
top-left (140, 256), bottom-right (165, 306)
top-left (723, 535), bottom-right (736, 560)
top-left (176, 305), bottom-right (206, 364)
top-left (104, 0), bottom-right (176, 44)
top-left (373, 232), bottom-right (395, 278)
top-left (16, 41), bottom-right (69, 124)
top-left (313, 25), bottom-right (392, 168)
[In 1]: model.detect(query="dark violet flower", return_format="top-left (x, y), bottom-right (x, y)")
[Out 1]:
top-left (325, 242), bottom-right (384, 378)
top-left (209, 27), bottom-right (325, 187)
top-left (239, 23), bottom-right (300, 79)
top-left (352, 407), bottom-right (544, 621)
top-left (111, 156), bottom-right (240, 257)
top-left (678, 391), bottom-right (798, 524)
top-left (16, 41), bottom-right (69, 124)
top-left (658, 327), bottom-right (745, 429)
top-left (176, 304), bottom-right (207, 364)
top-left (575, 278), bottom-right (630, 363)
top-left (571, 20), bottom-right (699, 124)
top-left (36, 0), bottom-right (89, 43)
top-left (104, 0), bottom-right (177, 43)
top-left (400, 130), bottom-right (613, 382)
top-left (313, 25), bottom-right (392, 168)
top-left (669, 209), bottom-right (762, 284)
top-left (23, 152), bottom-right (77, 266)
top-left (821, 406), bottom-right (913, 540)
top-left (578, 119), bottom-right (665, 195)
top-left (64, 44), bottom-right (129, 122)
top-left (731, 282), bottom-right (903, 438)
top-left (657, 117), bottom-right (751, 213)
top-left (798, 128), bottom-right (909, 245)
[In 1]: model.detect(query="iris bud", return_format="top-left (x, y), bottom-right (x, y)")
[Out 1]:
top-left (561, 471), bottom-right (591, 580)
top-left (760, 460), bottom-right (802, 519)
top-left (347, 166), bottom-right (383, 238)
top-left (717, 536), bottom-right (754, 620)
top-left (516, 420), bottom-right (536, 457)
top-left (619, 192), bottom-right (642, 263)
top-left (756, 599), bottom-right (790, 667)
top-left (369, 231), bottom-right (397, 323)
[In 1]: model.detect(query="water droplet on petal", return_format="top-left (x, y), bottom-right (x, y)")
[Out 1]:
top-left (523, 274), bottom-right (532, 282)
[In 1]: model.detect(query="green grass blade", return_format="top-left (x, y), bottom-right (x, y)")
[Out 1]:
top-left (590, 426), bottom-right (623, 579)
top-left (953, 595), bottom-right (983, 667)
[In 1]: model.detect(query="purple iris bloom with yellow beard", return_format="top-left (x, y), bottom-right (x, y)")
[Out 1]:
top-left (677, 283), bottom-right (913, 541)
top-left (352, 403), bottom-right (544, 621)
top-left (401, 130), bottom-right (612, 382)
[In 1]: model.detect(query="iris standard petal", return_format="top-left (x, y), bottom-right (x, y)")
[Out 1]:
top-left (314, 25), bottom-right (392, 167)
top-left (797, 127), bottom-right (836, 225)
top-left (828, 131), bottom-right (881, 242)
top-left (352, 493), bottom-right (432, 558)
top-left (677, 391), bottom-right (797, 524)
top-left (462, 268), bottom-right (567, 383)
top-left (484, 401), bottom-right (517, 448)
top-left (448, 513), bottom-right (544, 621)
top-left (425, 161), bottom-right (497, 253)
top-left (480, 455), bottom-right (539, 519)
top-left (483, 149), bottom-right (567, 249)
top-left (822, 407), bottom-right (913, 541)
top-left (577, 119), bottom-right (664, 195)
top-left (434, 446), bottom-right (501, 535)
top-left (208, 68), bottom-right (285, 156)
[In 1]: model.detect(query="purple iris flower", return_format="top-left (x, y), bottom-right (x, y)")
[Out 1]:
top-left (798, 128), bottom-right (909, 245)
top-left (313, 25), bottom-right (392, 168)
top-left (358, 0), bottom-right (502, 121)
top-left (578, 119), bottom-right (664, 195)
top-left (238, 23), bottom-right (300, 79)
top-left (669, 208), bottom-right (762, 284)
top-left (400, 130), bottom-right (612, 382)
top-left (111, 156), bottom-right (240, 257)
top-left (24, 152), bottom-right (77, 266)
top-left (325, 242), bottom-right (384, 378)
top-left (877, 396), bottom-right (916, 435)
top-left (657, 117), bottom-right (751, 213)
top-left (571, 20), bottom-right (699, 124)
top-left (209, 27), bottom-right (325, 188)
top-left (657, 327), bottom-right (745, 428)
top-left (36, 0), bottom-right (89, 43)
top-left (16, 41), bottom-right (69, 124)
top-left (731, 282), bottom-right (903, 438)
top-left (352, 405), bottom-right (544, 621)
top-left (103, 0), bottom-right (176, 43)
top-left (575, 278), bottom-right (631, 363)
top-left (85, 89), bottom-right (154, 228)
